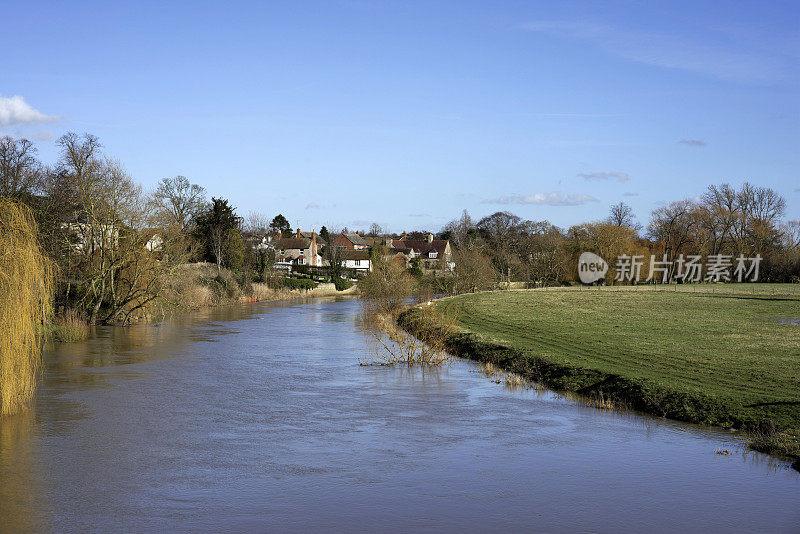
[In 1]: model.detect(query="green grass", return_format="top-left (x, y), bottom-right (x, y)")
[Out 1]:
top-left (429, 284), bottom-right (800, 464)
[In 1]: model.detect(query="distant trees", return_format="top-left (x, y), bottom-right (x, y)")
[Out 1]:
top-left (439, 182), bottom-right (797, 287)
top-left (245, 211), bottom-right (271, 235)
top-left (369, 222), bottom-right (383, 236)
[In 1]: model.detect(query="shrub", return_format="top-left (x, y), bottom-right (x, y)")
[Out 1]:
top-left (281, 277), bottom-right (318, 291)
top-left (333, 277), bottom-right (353, 291)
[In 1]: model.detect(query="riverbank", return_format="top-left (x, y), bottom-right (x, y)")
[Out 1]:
top-left (400, 286), bottom-right (800, 470)
top-left (47, 263), bottom-right (359, 341)
top-left (168, 263), bottom-right (358, 311)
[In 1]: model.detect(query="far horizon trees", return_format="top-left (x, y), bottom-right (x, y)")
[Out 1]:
top-left (608, 202), bottom-right (638, 229)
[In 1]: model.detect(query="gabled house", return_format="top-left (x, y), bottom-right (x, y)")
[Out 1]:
top-left (272, 229), bottom-right (323, 269)
top-left (387, 233), bottom-right (454, 272)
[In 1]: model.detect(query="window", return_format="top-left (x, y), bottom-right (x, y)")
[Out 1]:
top-left (429, 252), bottom-right (438, 258)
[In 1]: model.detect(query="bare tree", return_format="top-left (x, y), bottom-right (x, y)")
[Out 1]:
top-left (608, 202), bottom-right (637, 229)
top-left (647, 200), bottom-right (698, 270)
top-left (369, 222), bottom-right (383, 236)
top-left (442, 209), bottom-right (476, 248)
top-left (0, 136), bottom-right (42, 197)
top-left (154, 175), bottom-right (207, 233)
top-left (58, 133), bottom-right (174, 324)
top-left (246, 211), bottom-right (271, 235)
top-left (209, 224), bottom-right (226, 272)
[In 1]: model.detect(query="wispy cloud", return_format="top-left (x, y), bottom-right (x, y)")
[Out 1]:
top-left (29, 130), bottom-right (55, 142)
top-left (578, 171), bottom-right (630, 182)
top-left (483, 192), bottom-right (598, 206)
top-left (0, 95), bottom-right (58, 127)
top-left (305, 202), bottom-right (320, 210)
top-left (408, 213), bottom-right (429, 218)
top-left (679, 139), bottom-right (707, 147)
top-left (521, 20), bottom-right (794, 84)
top-left (623, 192), bottom-right (639, 197)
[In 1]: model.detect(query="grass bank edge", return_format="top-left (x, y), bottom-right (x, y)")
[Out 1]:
top-left (397, 296), bottom-right (800, 472)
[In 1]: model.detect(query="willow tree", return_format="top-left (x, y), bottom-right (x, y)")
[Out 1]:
top-left (0, 198), bottom-right (54, 415)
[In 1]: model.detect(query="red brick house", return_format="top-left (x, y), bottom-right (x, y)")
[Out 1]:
top-left (334, 233), bottom-right (368, 250)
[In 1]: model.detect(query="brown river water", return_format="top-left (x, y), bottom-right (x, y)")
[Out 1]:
top-left (1, 298), bottom-right (798, 533)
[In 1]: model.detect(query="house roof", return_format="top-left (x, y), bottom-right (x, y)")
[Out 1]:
top-left (342, 233), bottom-right (367, 246)
top-left (297, 231), bottom-right (325, 245)
top-left (275, 237), bottom-right (311, 250)
top-left (340, 249), bottom-right (371, 261)
top-left (392, 239), bottom-right (449, 256)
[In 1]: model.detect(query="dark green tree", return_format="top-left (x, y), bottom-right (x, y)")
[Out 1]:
top-left (270, 214), bottom-right (292, 237)
top-left (194, 197), bottom-right (242, 270)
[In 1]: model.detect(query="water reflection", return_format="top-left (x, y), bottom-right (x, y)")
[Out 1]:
top-left (0, 409), bottom-right (44, 533)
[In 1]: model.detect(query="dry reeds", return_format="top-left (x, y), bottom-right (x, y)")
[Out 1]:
top-left (50, 309), bottom-right (90, 343)
top-left (359, 305), bottom-right (458, 366)
top-left (0, 198), bottom-right (54, 415)
top-left (585, 391), bottom-right (615, 410)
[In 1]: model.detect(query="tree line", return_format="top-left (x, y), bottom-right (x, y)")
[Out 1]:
top-left (3, 131), bottom-right (798, 324)
top-left (438, 184), bottom-right (798, 288)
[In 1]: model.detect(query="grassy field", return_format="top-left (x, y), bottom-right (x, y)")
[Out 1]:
top-left (428, 284), bottom-right (800, 464)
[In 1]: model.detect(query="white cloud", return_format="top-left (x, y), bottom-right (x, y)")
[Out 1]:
top-left (578, 171), bottom-right (630, 182)
top-left (623, 192), bottom-right (639, 197)
top-left (305, 202), bottom-right (320, 209)
top-left (0, 95), bottom-right (58, 127)
top-left (483, 193), bottom-right (598, 206)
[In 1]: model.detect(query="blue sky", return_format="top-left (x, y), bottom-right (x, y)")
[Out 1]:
top-left (2, 1), bottom-right (798, 232)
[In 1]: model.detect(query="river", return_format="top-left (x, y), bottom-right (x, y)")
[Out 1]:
top-left (0, 298), bottom-right (797, 533)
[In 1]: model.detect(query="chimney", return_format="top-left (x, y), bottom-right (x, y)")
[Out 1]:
top-left (296, 228), bottom-right (301, 237)
top-left (427, 233), bottom-right (434, 243)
